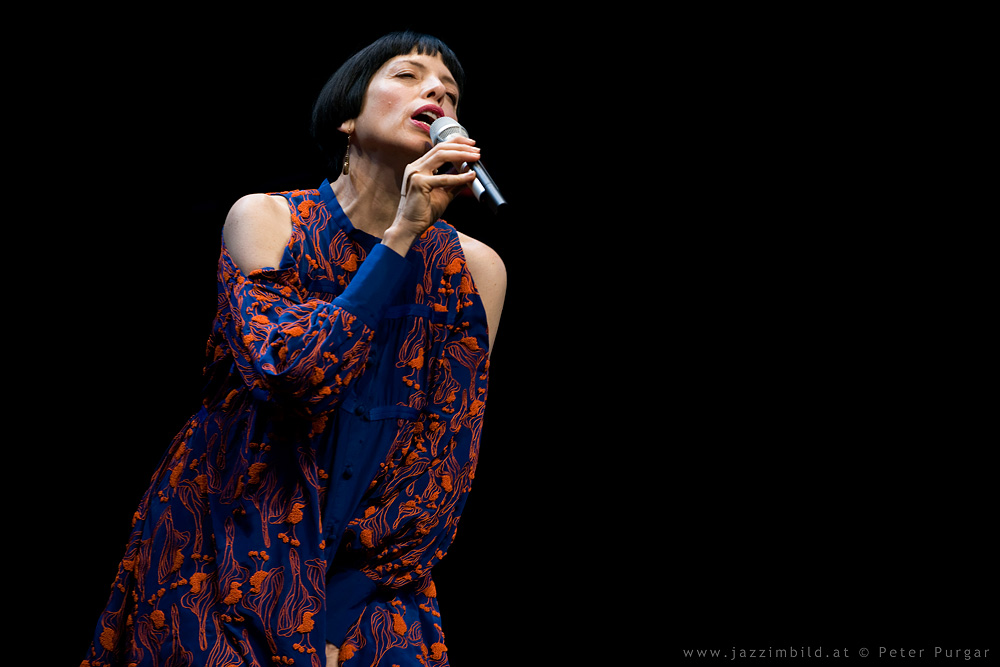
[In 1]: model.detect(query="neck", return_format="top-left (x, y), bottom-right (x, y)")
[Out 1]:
top-left (330, 154), bottom-right (405, 239)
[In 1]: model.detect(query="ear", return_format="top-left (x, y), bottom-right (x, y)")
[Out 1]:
top-left (338, 119), bottom-right (356, 135)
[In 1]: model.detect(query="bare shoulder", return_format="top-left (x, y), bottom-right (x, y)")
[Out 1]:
top-left (223, 194), bottom-right (293, 273)
top-left (458, 231), bottom-right (506, 290)
top-left (458, 231), bottom-right (507, 350)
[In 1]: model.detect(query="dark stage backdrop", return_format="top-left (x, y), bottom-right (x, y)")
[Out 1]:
top-left (28, 9), bottom-right (991, 666)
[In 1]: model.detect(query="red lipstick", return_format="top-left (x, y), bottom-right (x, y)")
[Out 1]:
top-left (410, 104), bottom-right (449, 133)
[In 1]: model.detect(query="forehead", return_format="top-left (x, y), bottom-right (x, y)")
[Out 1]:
top-left (380, 52), bottom-right (458, 87)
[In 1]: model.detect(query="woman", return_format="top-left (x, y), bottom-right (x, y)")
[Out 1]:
top-left (82, 32), bottom-right (505, 667)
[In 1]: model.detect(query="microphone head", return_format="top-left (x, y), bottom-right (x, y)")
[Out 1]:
top-left (429, 117), bottom-right (468, 145)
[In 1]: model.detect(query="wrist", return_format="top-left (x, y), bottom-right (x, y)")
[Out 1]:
top-left (381, 225), bottom-right (417, 257)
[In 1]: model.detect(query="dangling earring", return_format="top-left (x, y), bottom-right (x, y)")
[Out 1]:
top-left (342, 134), bottom-right (352, 176)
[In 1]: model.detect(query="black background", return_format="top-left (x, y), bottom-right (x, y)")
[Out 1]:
top-left (19, 8), bottom-right (992, 666)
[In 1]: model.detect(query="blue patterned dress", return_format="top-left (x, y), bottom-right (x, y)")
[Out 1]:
top-left (81, 180), bottom-right (492, 666)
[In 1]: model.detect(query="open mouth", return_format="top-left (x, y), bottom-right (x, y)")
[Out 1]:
top-left (411, 104), bottom-right (447, 131)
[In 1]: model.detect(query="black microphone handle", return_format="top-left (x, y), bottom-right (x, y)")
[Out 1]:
top-left (469, 161), bottom-right (507, 214)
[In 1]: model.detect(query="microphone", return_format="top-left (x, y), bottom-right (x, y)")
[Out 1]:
top-left (429, 117), bottom-right (508, 215)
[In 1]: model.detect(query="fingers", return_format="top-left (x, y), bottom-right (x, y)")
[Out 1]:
top-left (407, 168), bottom-right (477, 193)
top-left (402, 140), bottom-right (481, 194)
top-left (423, 137), bottom-right (481, 172)
top-left (432, 149), bottom-right (480, 169)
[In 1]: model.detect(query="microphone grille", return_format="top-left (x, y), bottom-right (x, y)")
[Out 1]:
top-left (430, 117), bottom-right (468, 145)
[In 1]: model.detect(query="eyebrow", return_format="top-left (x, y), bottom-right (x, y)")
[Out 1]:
top-left (396, 58), bottom-right (458, 89)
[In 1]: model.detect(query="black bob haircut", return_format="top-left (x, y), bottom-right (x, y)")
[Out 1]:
top-left (311, 31), bottom-right (466, 177)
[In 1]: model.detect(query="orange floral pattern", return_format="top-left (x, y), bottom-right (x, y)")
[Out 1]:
top-left (81, 180), bottom-right (491, 666)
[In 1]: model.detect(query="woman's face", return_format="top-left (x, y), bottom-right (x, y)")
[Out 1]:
top-left (347, 51), bottom-right (461, 165)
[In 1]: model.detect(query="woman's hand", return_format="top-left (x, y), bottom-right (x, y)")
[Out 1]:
top-left (382, 136), bottom-right (481, 256)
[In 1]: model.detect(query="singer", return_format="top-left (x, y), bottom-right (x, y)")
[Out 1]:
top-left (81, 32), bottom-right (506, 667)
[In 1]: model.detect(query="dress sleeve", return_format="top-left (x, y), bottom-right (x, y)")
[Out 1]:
top-left (223, 242), bottom-right (411, 421)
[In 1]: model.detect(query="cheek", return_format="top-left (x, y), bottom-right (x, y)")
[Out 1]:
top-left (364, 83), bottom-right (403, 119)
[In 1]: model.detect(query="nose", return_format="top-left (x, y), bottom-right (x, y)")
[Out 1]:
top-left (423, 78), bottom-right (448, 103)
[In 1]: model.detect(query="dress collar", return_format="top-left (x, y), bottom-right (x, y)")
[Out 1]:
top-left (318, 178), bottom-right (380, 251)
